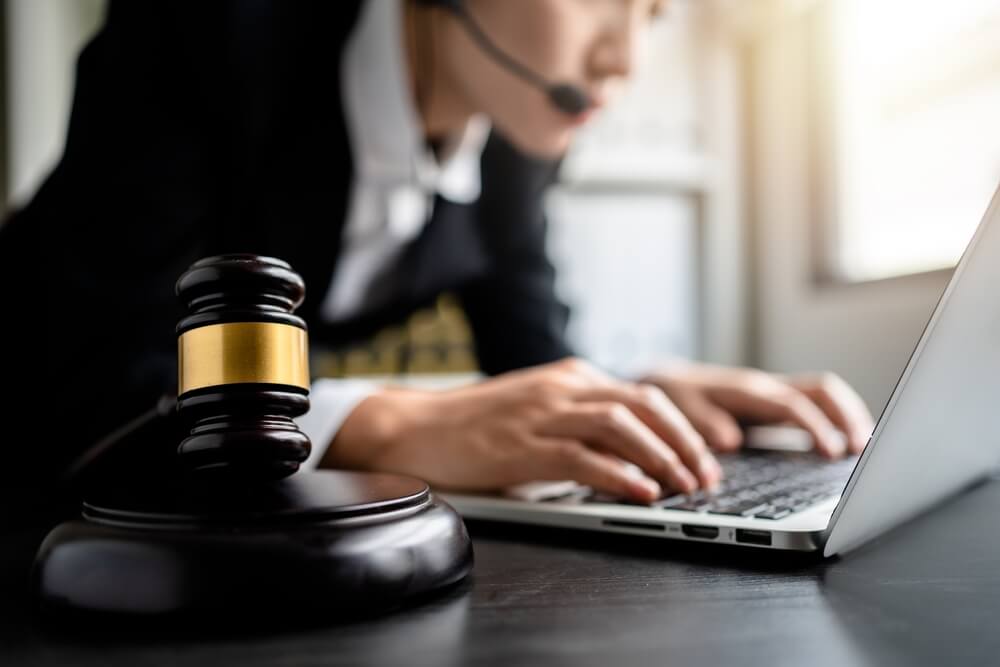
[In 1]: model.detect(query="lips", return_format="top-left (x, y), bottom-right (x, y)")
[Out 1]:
top-left (564, 95), bottom-right (606, 126)
top-left (556, 87), bottom-right (608, 127)
top-left (564, 107), bottom-right (600, 126)
top-left (588, 90), bottom-right (610, 109)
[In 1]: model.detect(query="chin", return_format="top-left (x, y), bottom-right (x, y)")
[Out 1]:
top-left (502, 125), bottom-right (575, 161)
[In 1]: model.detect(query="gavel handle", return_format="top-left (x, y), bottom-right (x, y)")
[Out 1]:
top-left (63, 394), bottom-right (178, 485)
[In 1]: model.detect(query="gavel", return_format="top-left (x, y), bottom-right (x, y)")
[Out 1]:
top-left (33, 254), bottom-right (473, 620)
top-left (174, 254), bottom-right (312, 478)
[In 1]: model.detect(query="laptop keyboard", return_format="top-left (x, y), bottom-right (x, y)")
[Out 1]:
top-left (585, 451), bottom-right (858, 520)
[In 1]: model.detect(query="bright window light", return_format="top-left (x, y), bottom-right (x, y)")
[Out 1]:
top-left (828, 0), bottom-right (1000, 281)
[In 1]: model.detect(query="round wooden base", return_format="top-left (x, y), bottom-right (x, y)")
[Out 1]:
top-left (32, 471), bottom-right (473, 619)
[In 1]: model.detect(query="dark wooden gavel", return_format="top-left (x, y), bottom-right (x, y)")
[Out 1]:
top-left (174, 254), bottom-right (312, 478)
top-left (33, 253), bottom-right (472, 620)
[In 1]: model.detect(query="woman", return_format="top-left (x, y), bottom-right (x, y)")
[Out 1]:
top-left (5, 0), bottom-right (873, 506)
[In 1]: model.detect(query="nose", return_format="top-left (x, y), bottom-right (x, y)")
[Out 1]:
top-left (589, 20), bottom-right (639, 81)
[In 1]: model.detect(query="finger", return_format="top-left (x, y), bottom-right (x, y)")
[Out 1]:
top-left (570, 384), bottom-right (721, 487)
top-left (816, 377), bottom-right (875, 453)
top-left (668, 388), bottom-right (744, 452)
top-left (538, 401), bottom-right (701, 494)
top-left (708, 379), bottom-right (846, 458)
top-left (770, 392), bottom-right (846, 458)
top-left (534, 438), bottom-right (662, 502)
top-left (796, 376), bottom-right (875, 454)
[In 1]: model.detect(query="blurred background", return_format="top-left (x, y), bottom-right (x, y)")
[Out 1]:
top-left (3, 0), bottom-right (1000, 413)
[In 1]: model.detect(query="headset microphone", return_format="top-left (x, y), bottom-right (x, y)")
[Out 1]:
top-left (417, 0), bottom-right (594, 116)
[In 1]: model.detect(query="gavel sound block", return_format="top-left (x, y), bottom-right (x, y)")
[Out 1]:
top-left (32, 255), bottom-right (473, 618)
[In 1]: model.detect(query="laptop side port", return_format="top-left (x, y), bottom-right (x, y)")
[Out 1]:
top-left (735, 529), bottom-right (773, 546)
top-left (681, 524), bottom-right (720, 539)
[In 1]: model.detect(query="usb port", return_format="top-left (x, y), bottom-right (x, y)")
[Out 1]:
top-left (681, 524), bottom-right (719, 540)
top-left (735, 529), bottom-right (772, 546)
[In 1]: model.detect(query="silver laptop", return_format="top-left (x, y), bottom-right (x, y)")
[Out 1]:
top-left (442, 183), bottom-right (1000, 556)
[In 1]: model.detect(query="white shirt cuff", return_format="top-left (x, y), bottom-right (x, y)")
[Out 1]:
top-left (295, 378), bottom-right (380, 471)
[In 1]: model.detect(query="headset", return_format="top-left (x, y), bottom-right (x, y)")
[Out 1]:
top-left (416, 0), bottom-right (594, 116)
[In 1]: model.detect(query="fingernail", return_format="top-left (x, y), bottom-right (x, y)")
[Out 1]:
top-left (700, 458), bottom-right (721, 483)
top-left (824, 429), bottom-right (846, 457)
top-left (680, 469), bottom-right (698, 493)
top-left (854, 431), bottom-right (871, 451)
top-left (630, 477), bottom-right (661, 501)
top-left (717, 427), bottom-right (742, 450)
top-left (830, 429), bottom-right (847, 449)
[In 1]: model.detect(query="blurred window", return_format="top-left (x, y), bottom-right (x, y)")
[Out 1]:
top-left (823, 0), bottom-right (1000, 281)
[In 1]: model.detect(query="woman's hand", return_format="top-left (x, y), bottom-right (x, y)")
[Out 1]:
top-left (642, 362), bottom-right (875, 458)
top-left (322, 358), bottom-right (722, 503)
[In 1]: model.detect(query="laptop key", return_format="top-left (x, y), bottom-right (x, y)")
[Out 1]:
top-left (613, 450), bottom-right (857, 518)
top-left (671, 501), bottom-right (713, 512)
top-left (655, 495), bottom-right (689, 508)
top-left (709, 502), bottom-right (770, 517)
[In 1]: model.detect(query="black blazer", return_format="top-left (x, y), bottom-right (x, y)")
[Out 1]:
top-left (1, 0), bottom-right (572, 489)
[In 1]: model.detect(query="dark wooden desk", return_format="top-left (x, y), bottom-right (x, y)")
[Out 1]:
top-left (5, 479), bottom-right (999, 667)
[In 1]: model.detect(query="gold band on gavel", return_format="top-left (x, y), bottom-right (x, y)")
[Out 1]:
top-left (178, 322), bottom-right (310, 395)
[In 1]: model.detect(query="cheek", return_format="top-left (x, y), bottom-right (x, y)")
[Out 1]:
top-left (448, 0), bottom-right (589, 157)
top-left (503, 0), bottom-right (591, 80)
top-left (447, 0), bottom-right (590, 157)
top-left (486, 87), bottom-right (577, 159)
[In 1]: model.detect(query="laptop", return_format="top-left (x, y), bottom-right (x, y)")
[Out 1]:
top-left (441, 183), bottom-right (1000, 556)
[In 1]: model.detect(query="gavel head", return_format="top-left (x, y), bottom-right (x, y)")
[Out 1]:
top-left (174, 254), bottom-right (312, 479)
